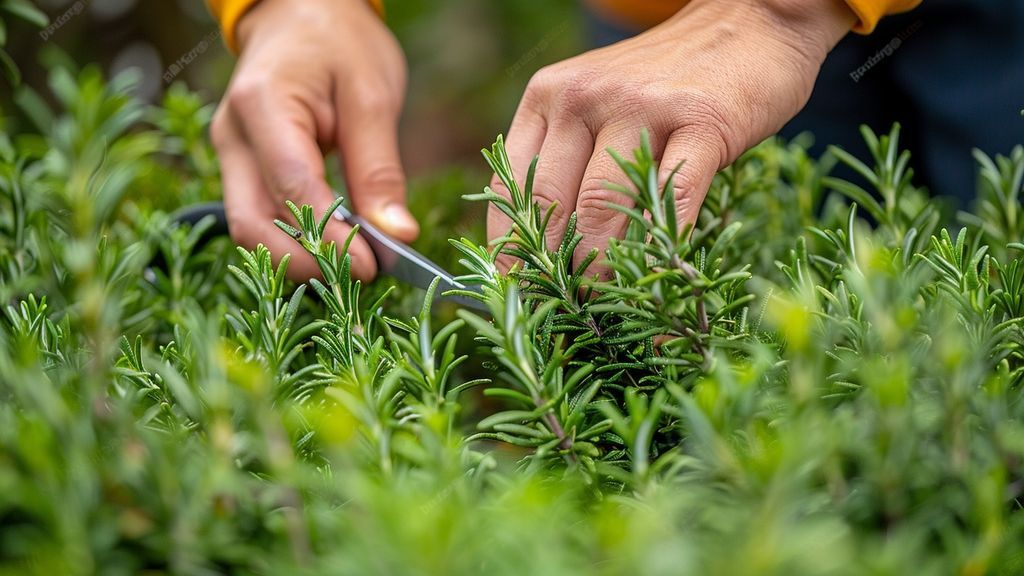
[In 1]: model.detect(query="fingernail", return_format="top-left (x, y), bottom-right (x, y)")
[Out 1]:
top-left (378, 204), bottom-right (420, 240)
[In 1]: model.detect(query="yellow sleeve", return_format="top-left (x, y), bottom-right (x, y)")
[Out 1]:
top-left (846, 0), bottom-right (922, 33)
top-left (206, 0), bottom-right (384, 53)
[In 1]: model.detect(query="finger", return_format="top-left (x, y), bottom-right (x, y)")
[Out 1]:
top-left (573, 128), bottom-right (652, 276)
top-left (487, 103), bottom-right (547, 253)
top-left (336, 93), bottom-right (419, 243)
top-left (658, 127), bottom-right (723, 234)
top-left (215, 119), bottom-right (368, 281)
top-left (530, 116), bottom-right (595, 253)
top-left (234, 99), bottom-right (378, 280)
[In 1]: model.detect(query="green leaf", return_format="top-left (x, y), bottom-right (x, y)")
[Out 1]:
top-left (0, 48), bottom-right (18, 85)
top-left (2, 0), bottom-right (49, 27)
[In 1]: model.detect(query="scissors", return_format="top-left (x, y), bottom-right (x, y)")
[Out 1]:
top-left (160, 201), bottom-right (488, 312)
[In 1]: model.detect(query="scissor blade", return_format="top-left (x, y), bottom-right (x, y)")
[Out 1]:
top-left (334, 206), bottom-right (488, 312)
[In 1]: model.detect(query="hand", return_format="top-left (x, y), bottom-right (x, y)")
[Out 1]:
top-left (211, 0), bottom-right (418, 281)
top-left (489, 0), bottom-right (856, 274)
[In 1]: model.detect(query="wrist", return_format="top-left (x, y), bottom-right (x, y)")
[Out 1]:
top-left (234, 1), bottom-right (263, 53)
top-left (235, 0), bottom-right (379, 53)
top-left (668, 0), bottom-right (855, 65)
top-left (750, 0), bottom-right (857, 61)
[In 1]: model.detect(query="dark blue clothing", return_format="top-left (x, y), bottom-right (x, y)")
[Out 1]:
top-left (585, 2), bottom-right (1024, 205)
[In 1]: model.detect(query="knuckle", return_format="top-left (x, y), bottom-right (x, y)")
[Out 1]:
top-left (664, 166), bottom-right (703, 201)
top-left (225, 76), bottom-right (270, 115)
top-left (530, 168), bottom-right (573, 221)
top-left (356, 164), bottom-right (405, 191)
top-left (529, 183), bottom-right (567, 222)
top-left (529, 180), bottom-right (558, 206)
top-left (670, 178), bottom-right (705, 223)
top-left (520, 79), bottom-right (549, 113)
top-left (576, 177), bottom-right (625, 229)
top-left (553, 69), bottom-right (600, 117)
top-left (677, 190), bottom-right (702, 220)
top-left (524, 64), bottom-right (601, 118)
top-left (525, 65), bottom-right (559, 97)
top-left (348, 84), bottom-right (398, 116)
top-left (209, 109), bottom-right (233, 150)
top-left (271, 163), bottom-right (316, 201)
top-left (674, 93), bottom-right (737, 160)
top-left (578, 177), bottom-right (621, 204)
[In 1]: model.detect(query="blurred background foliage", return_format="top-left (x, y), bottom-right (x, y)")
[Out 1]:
top-left (3, 0), bottom-right (586, 172)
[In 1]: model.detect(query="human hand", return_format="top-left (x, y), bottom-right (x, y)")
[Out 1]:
top-left (490, 0), bottom-right (856, 274)
top-left (211, 0), bottom-right (418, 281)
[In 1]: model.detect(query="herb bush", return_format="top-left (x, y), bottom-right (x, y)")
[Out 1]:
top-left (2, 65), bottom-right (1024, 576)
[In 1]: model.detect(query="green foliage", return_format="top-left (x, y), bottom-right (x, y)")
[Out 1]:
top-left (0, 0), bottom-right (46, 85)
top-left (3, 67), bottom-right (1024, 575)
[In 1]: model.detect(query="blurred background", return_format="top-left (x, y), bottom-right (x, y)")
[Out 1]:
top-left (3, 0), bottom-right (586, 176)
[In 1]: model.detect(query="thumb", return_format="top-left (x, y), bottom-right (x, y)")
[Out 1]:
top-left (337, 102), bottom-right (419, 243)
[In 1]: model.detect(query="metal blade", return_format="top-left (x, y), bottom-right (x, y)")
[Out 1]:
top-left (334, 206), bottom-right (488, 312)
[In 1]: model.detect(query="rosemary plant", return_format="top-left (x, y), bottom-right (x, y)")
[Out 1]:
top-left (2, 66), bottom-right (1024, 575)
